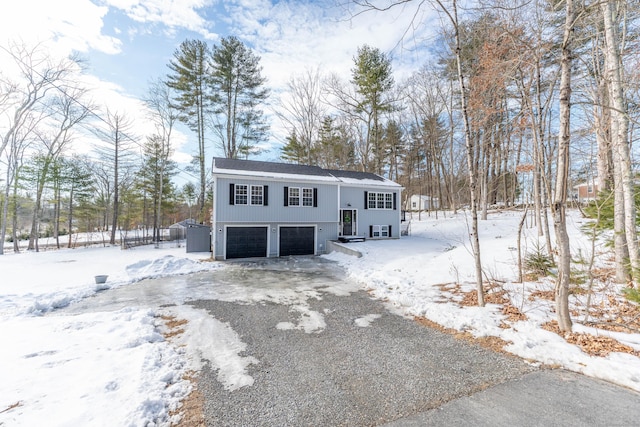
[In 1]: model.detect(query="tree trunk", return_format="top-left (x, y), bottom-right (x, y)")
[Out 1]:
top-left (552, 0), bottom-right (575, 332)
top-left (110, 134), bottom-right (119, 245)
top-left (68, 186), bottom-right (74, 249)
top-left (595, 79), bottom-right (613, 193)
top-left (439, 0), bottom-right (484, 306)
top-left (602, 0), bottom-right (639, 285)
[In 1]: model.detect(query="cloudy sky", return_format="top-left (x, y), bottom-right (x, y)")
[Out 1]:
top-left (0, 0), bottom-right (440, 179)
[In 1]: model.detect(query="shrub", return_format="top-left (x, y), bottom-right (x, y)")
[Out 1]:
top-left (524, 245), bottom-right (556, 277)
top-left (622, 287), bottom-right (640, 304)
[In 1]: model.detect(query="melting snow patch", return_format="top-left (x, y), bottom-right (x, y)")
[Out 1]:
top-left (164, 305), bottom-right (258, 391)
top-left (125, 255), bottom-right (210, 280)
top-left (354, 314), bottom-right (381, 327)
top-left (276, 304), bottom-right (326, 333)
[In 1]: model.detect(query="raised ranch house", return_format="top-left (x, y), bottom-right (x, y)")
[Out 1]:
top-left (211, 158), bottom-right (402, 260)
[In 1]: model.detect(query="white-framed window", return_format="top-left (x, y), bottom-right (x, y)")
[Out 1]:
top-left (235, 184), bottom-right (248, 205)
top-left (368, 192), bottom-right (393, 209)
top-left (286, 187), bottom-right (316, 207)
top-left (234, 184), bottom-right (264, 205)
top-left (302, 188), bottom-right (314, 206)
top-left (372, 225), bottom-right (389, 237)
top-left (288, 187), bottom-right (300, 206)
top-left (251, 185), bottom-right (264, 205)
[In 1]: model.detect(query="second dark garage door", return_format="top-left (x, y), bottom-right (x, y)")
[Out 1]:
top-left (226, 227), bottom-right (268, 259)
top-left (280, 226), bottom-right (315, 256)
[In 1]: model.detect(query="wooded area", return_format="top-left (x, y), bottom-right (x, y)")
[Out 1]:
top-left (1, 1), bottom-right (639, 330)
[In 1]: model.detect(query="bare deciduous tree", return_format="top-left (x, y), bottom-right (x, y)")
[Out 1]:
top-left (0, 41), bottom-right (79, 254)
top-left (276, 66), bottom-right (326, 165)
top-left (27, 88), bottom-right (92, 251)
top-left (552, 0), bottom-right (576, 332)
top-left (94, 109), bottom-right (136, 245)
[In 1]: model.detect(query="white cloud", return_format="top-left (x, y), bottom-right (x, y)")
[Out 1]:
top-left (0, 0), bottom-right (441, 164)
top-left (0, 0), bottom-right (121, 56)
top-left (216, 0), bottom-right (440, 155)
top-left (104, 0), bottom-right (219, 40)
top-left (223, 0), bottom-right (438, 90)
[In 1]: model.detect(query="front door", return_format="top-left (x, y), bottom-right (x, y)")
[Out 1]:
top-left (340, 209), bottom-right (357, 236)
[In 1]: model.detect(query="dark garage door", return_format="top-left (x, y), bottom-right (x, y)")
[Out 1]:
top-left (226, 227), bottom-right (268, 259)
top-left (280, 227), bottom-right (315, 256)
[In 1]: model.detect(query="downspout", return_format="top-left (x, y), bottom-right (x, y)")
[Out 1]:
top-left (337, 184), bottom-right (341, 236)
top-left (211, 158), bottom-right (217, 258)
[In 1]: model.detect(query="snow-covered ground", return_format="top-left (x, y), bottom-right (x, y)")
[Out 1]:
top-left (325, 209), bottom-right (640, 391)
top-left (1, 209), bottom-right (639, 425)
top-left (0, 244), bottom-right (220, 426)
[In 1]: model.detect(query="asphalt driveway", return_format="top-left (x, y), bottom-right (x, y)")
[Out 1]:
top-left (59, 256), bottom-right (640, 426)
top-left (188, 258), bottom-right (640, 426)
top-left (192, 289), bottom-right (533, 426)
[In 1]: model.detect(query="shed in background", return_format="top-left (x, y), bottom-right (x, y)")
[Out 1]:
top-left (169, 219), bottom-right (196, 241)
top-left (186, 223), bottom-right (212, 253)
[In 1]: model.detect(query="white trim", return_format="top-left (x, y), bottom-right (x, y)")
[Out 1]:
top-left (211, 178), bottom-right (217, 254)
top-left (211, 170), bottom-right (402, 189)
top-left (234, 184), bottom-right (264, 206)
top-left (367, 191), bottom-right (394, 210)
top-left (339, 209), bottom-right (358, 237)
top-left (286, 186), bottom-right (314, 207)
top-left (276, 224), bottom-right (317, 257)
top-left (371, 224), bottom-right (390, 238)
top-left (223, 224), bottom-right (270, 260)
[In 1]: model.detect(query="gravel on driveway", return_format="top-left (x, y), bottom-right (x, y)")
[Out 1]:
top-left (191, 285), bottom-right (534, 426)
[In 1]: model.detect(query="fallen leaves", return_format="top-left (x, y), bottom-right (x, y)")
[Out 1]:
top-left (158, 315), bottom-right (205, 427)
top-left (529, 289), bottom-right (555, 301)
top-left (415, 316), bottom-right (514, 354)
top-left (542, 321), bottom-right (639, 358)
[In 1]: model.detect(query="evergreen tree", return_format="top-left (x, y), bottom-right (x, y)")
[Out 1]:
top-left (280, 131), bottom-right (307, 164)
top-left (53, 156), bottom-right (95, 248)
top-left (316, 116), bottom-right (356, 170)
top-left (351, 45), bottom-right (394, 174)
top-left (166, 39), bottom-right (210, 217)
top-left (137, 135), bottom-right (178, 242)
top-left (210, 36), bottom-right (269, 159)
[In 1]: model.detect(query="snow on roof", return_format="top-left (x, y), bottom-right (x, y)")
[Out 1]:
top-left (212, 158), bottom-right (401, 187)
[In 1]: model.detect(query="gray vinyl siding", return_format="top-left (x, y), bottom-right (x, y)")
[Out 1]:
top-left (213, 177), bottom-right (339, 259)
top-left (339, 186), bottom-right (401, 238)
top-left (212, 174), bottom-right (401, 259)
top-left (216, 177), bottom-right (337, 223)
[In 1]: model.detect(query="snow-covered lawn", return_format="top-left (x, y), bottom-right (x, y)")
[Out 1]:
top-left (325, 209), bottom-right (640, 391)
top-left (1, 209), bottom-right (639, 425)
top-left (0, 245), bottom-right (219, 426)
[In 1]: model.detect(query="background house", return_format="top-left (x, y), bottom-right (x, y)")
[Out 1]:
top-left (409, 195), bottom-right (440, 211)
top-left (211, 158), bottom-right (402, 260)
top-left (573, 180), bottom-right (599, 203)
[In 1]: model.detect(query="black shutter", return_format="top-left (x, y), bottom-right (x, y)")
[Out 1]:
top-left (364, 191), bottom-right (368, 209)
top-left (284, 186), bottom-right (289, 206)
top-left (313, 188), bottom-right (318, 207)
top-left (229, 184), bottom-right (235, 205)
top-left (369, 225), bottom-right (373, 238)
top-left (393, 193), bottom-right (397, 210)
top-left (264, 185), bottom-right (269, 206)
top-left (389, 225), bottom-right (392, 237)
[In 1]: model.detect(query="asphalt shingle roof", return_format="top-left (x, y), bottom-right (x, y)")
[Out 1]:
top-left (213, 158), bottom-right (329, 177)
top-left (213, 158), bottom-right (386, 182)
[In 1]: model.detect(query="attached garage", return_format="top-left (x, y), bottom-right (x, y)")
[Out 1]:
top-left (279, 226), bottom-right (315, 256)
top-left (226, 226), bottom-right (268, 259)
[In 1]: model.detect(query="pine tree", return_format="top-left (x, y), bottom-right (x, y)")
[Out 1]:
top-left (167, 39), bottom-right (210, 218)
top-left (351, 45), bottom-right (394, 174)
top-left (210, 36), bottom-right (269, 159)
top-left (280, 132), bottom-right (307, 164)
